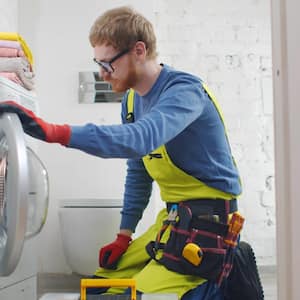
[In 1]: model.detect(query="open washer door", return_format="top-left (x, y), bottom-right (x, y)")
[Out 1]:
top-left (0, 113), bottom-right (49, 276)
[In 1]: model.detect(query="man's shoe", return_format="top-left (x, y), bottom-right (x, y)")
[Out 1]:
top-left (222, 241), bottom-right (265, 300)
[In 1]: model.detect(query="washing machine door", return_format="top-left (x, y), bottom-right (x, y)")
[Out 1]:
top-left (0, 113), bottom-right (48, 276)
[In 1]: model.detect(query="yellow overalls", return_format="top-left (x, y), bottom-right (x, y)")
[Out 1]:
top-left (94, 85), bottom-right (239, 298)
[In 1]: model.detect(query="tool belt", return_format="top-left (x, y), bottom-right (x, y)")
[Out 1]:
top-left (145, 199), bottom-right (244, 285)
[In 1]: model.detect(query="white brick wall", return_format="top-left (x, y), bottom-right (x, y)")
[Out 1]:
top-left (153, 0), bottom-right (275, 265)
top-left (0, 0), bottom-right (18, 31)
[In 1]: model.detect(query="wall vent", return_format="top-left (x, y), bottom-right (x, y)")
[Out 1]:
top-left (78, 72), bottom-right (124, 103)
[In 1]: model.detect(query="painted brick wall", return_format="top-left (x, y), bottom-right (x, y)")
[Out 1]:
top-left (152, 0), bottom-right (275, 265)
top-left (0, 0), bottom-right (18, 31)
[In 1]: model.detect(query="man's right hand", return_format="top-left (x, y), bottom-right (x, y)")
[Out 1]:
top-left (0, 101), bottom-right (71, 145)
top-left (99, 233), bottom-right (132, 269)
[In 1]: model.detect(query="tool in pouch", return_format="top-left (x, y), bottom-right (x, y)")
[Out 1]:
top-left (181, 211), bottom-right (244, 268)
top-left (224, 212), bottom-right (244, 247)
top-left (182, 242), bottom-right (203, 266)
top-left (146, 201), bottom-right (245, 285)
top-left (153, 204), bottom-right (178, 251)
top-left (182, 214), bottom-right (222, 267)
top-left (216, 211), bottom-right (245, 285)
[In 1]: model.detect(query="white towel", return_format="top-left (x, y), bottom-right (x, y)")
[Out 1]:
top-left (0, 57), bottom-right (34, 90)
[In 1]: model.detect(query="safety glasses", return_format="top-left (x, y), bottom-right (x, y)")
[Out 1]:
top-left (93, 48), bottom-right (130, 73)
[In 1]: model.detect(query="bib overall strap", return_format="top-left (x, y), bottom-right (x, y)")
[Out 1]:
top-left (126, 88), bottom-right (135, 123)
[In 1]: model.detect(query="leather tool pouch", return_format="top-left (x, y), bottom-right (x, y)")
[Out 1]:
top-left (146, 201), bottom-right (235, 283)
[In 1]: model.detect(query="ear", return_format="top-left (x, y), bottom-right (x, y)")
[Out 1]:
top-left (133, 41), bottom-right (147, 60)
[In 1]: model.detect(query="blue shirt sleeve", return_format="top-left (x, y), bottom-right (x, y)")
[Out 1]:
top-left (120, 158), bottom-right (153, 231)
top-left (119, 95), bottom-right (153, 232)
top-left (66, 68), bottom-right (208, 232)
top-left (68, 81), bottom-right (205, 158)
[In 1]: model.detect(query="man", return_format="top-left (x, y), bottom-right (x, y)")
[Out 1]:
top-left (0, 6), bottom-right (264, 300)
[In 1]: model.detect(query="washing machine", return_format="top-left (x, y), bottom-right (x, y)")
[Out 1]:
top-left (0, 76), bottom-right (49, 299)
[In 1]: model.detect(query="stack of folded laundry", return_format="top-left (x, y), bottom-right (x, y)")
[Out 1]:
top-left (0, 32), bottom-right (35, 91)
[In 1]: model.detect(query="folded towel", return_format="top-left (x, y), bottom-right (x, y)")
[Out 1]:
top-left (0, 72), bottom-right (24, 86)
top-left (0, 32), bottom-right (33, 66)
top-left (0, 40), bottom-right (22, 49)
top-left (0, 47), bottom-right (25, 58)
top-left (0, 57), bottom-right (35, 90)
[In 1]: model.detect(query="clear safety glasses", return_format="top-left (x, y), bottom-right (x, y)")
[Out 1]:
top-left (93, 48), bottom-right (130, 73)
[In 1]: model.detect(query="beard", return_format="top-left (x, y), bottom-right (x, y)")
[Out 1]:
top-left (110, 58), bottom-right (139, 93)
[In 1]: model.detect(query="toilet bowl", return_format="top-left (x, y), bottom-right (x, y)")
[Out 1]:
top-left (40, 198), bottom-right (179, 300)
top-left (58, 198), bottom-right (123, 276)
top-left (39, 199), bottom-right (122, 299)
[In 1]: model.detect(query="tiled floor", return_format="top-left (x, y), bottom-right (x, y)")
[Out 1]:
top-left (38, 266), bottom-right (277, 299)
top-left (259, 266), bottom-right (277, 300)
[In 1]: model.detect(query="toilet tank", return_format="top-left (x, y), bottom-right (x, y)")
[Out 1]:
top-left (58, 199), bottom-right (122, 276)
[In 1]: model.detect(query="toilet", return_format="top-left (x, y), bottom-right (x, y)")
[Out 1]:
top-left (58, 198), bottom-right (123, 276)
top-left (39, 198), bottom-right (123, 300)
top-left (39, 199), bottom-right (177, 300)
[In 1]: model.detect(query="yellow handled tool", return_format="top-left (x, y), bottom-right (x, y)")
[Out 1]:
top-left (225, 212), bottom-right (245, 247)
top-left (182, 243), bottom-right (203, 266)
top-left (80, 278), bottom-right (136, 300)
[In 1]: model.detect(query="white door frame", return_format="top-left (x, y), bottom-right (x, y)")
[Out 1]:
top-left (271, 0), bottom-right (300, 298)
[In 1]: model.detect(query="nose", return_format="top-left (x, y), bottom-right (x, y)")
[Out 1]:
top-left (99, 68), bottom-right (111, 82)
top-left (98, 67), bottom-right (106, 78)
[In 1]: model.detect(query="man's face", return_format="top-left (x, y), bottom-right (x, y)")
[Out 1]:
top-left (93, 44), bottom-right (139, 93)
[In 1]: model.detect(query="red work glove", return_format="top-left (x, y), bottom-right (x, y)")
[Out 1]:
top-left (99, 233), bottom-right (132, 269)
top-left (0, 101), bottom-right (71, 145)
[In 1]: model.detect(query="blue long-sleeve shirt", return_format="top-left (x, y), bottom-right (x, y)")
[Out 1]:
top-left (68, 64), bottom-right (241, 231)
